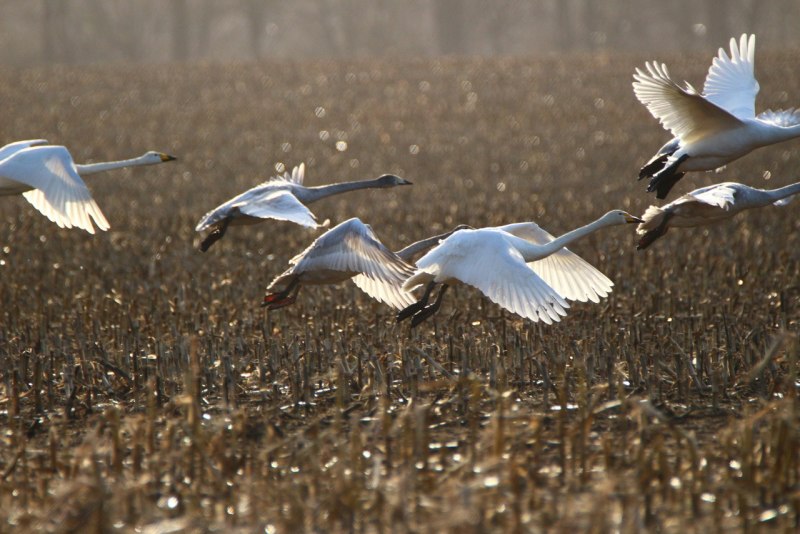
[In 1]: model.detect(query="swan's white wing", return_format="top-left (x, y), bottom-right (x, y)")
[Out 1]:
top-left (414, 229), bottom-right (569, 324)
top-left (0, 146), bottom-right (109, 233)
top-left (352, 274), bottom-right (416, 309)
top-left (496, 222), bottom-right (613, 303)
top-left (237, 190), bottom-right (319, 228)
top-left (290, 218), bottom-right (415, 308)
top-left (633, 61), bottom-right (744, 144)
top-left (0, 140), bottom-right (49, 162)
top-left (757, 108), bottom-right (800, 128)
top-left (702, 34), bottom-right (759, 119)
top-left (686, 183), bottom-right (738, 209)
top-left (195, 204), bottom-right (229, 231)
top-left (195, 182), bottom-right (313, 231)
top-left (196, 164), bottom-right (311, 232)
top-left (194, 185), bottom-right (266, 231)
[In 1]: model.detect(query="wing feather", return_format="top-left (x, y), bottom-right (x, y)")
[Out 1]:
top-left (238, 190), bottom-right (319, 228)
top-left (687, 183), bottom-right (737, 209)
top-left (1, 146), bottom-right (109, 233)
top-left (496, 222), bottom-right (613, 303)
top-left (702, 34), bottom-right (759, 119)
top-left (757, 108), bottom-right (800, 128)
top-left (633, 61), bottom-right (744, 144)
top-left (284, 218), bottom-right (415, 309)
top-left (0, 139), bottom-right (49, 162)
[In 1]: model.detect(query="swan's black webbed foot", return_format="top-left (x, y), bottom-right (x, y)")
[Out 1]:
top-left (397, 281), bottom-right (436, 323)
top-left (409, 284), bottom-right (449, 327)
top-left (647, 154), bottom-right (689, 199)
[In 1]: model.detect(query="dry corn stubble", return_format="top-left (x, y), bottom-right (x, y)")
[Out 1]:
top-left (0, 51), bottom-right (799, 532)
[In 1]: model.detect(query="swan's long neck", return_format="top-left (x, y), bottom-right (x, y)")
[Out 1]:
top-left (298, 179), bottom-right (387, 204)
top-left (75, 155), bottom-right (157, 176)
top-left (396, 229), bottom-right (461, 261)
top-left (513, 216), bottom-right (616, 262)
top-left (758, 122), bottom-right (800, 146)
top-left (766, 182), bottom-right (800, 202)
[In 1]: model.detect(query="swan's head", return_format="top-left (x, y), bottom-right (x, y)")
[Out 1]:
top-left (141, 151), bottom-right (177, 164)
top-left (602, 210), bottom-right (644, 225)
top-left (375, 174), bottom-right (412, 187)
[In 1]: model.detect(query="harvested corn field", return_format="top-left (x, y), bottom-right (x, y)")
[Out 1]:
top-left (1, 50), bottom-right (799, 532)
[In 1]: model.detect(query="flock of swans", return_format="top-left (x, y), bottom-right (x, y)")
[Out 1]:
top-left (2, 33), bottom-right (799, 327)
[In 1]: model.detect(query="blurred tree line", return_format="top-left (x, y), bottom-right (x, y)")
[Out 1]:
top-left (2, 0), bottom-right (798, 64)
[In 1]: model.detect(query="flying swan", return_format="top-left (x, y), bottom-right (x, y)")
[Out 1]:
top-left (633, 34), bottom-right (800, 199)
top-left (397, 210), bottom-right (642, 327)
top-left (636, 181), bottom-right (800, 249)
top-left (0, 140), bottom-right (176, 233)
top-left (263, 218), bottom-right (469, 310)
top-left (195, 163), bottom-right (412, 251)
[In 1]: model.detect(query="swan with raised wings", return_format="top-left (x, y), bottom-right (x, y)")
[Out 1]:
top-left (397, 211), bottom-right (642, 327)
top-left (263, 219), bottom-right (468, 311)
top-left (633, 34), bottom-right (800, 199)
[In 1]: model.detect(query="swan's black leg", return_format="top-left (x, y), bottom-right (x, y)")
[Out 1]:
top-left (638, 154), bottom-right (669, 180)
top-left (262, 278), bottom-right (301, 310)
top-left (410, 284), bottom-right (449, 328)
top-left (647, 154), bottom-right (689, 199)
top-left (639, 138), bottom-right (680, 181)
top-left (397, 281), bottom-right (436, 323)
top-left (636, 213), bottom-right (673, 250)
top-left (200, 217), bottom-right (232, 252)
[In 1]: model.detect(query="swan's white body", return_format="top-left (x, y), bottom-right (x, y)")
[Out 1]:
top-left (401, 211), bottom-right (640, 324)
top-left (636, 181), bottom-right (800, 249)
top-left (633, 34), bottom-right (800, 199)
top-left (0, 140), bottom-right (175, 234)
top-left (264, 218), bottom-right (416, 310)
top-left (195, 163), bottom-right (411, 251)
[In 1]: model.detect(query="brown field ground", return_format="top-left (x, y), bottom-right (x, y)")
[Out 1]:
top-left (1, 49), bottom-right (799, 532)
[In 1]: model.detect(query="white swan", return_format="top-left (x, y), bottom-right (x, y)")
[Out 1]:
top-left (195, 163), bottom-right (412, 251)
top-left (263, 218), bottom-right (414, 310)
top-left (633, 34), bottom-right (800, 199)
top-left (636, 181), bottom-right (800, 249)
top-left (0, 141), bottom-right (176, 233)
top-left (397, 210), bottom-right (642, 327)
top-left (263, 219), bottom-right (469, 311)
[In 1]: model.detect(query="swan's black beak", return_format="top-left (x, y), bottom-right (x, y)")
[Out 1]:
top-left (625, 214), bottom-right (644, 224)
top-left (398, 178), bottom-right (413, 185)
top-left (160, 153), bottom-right (177, 162)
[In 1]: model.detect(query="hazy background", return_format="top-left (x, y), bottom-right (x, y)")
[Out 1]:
top-left (2, 0), bottom-right (799, 64)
